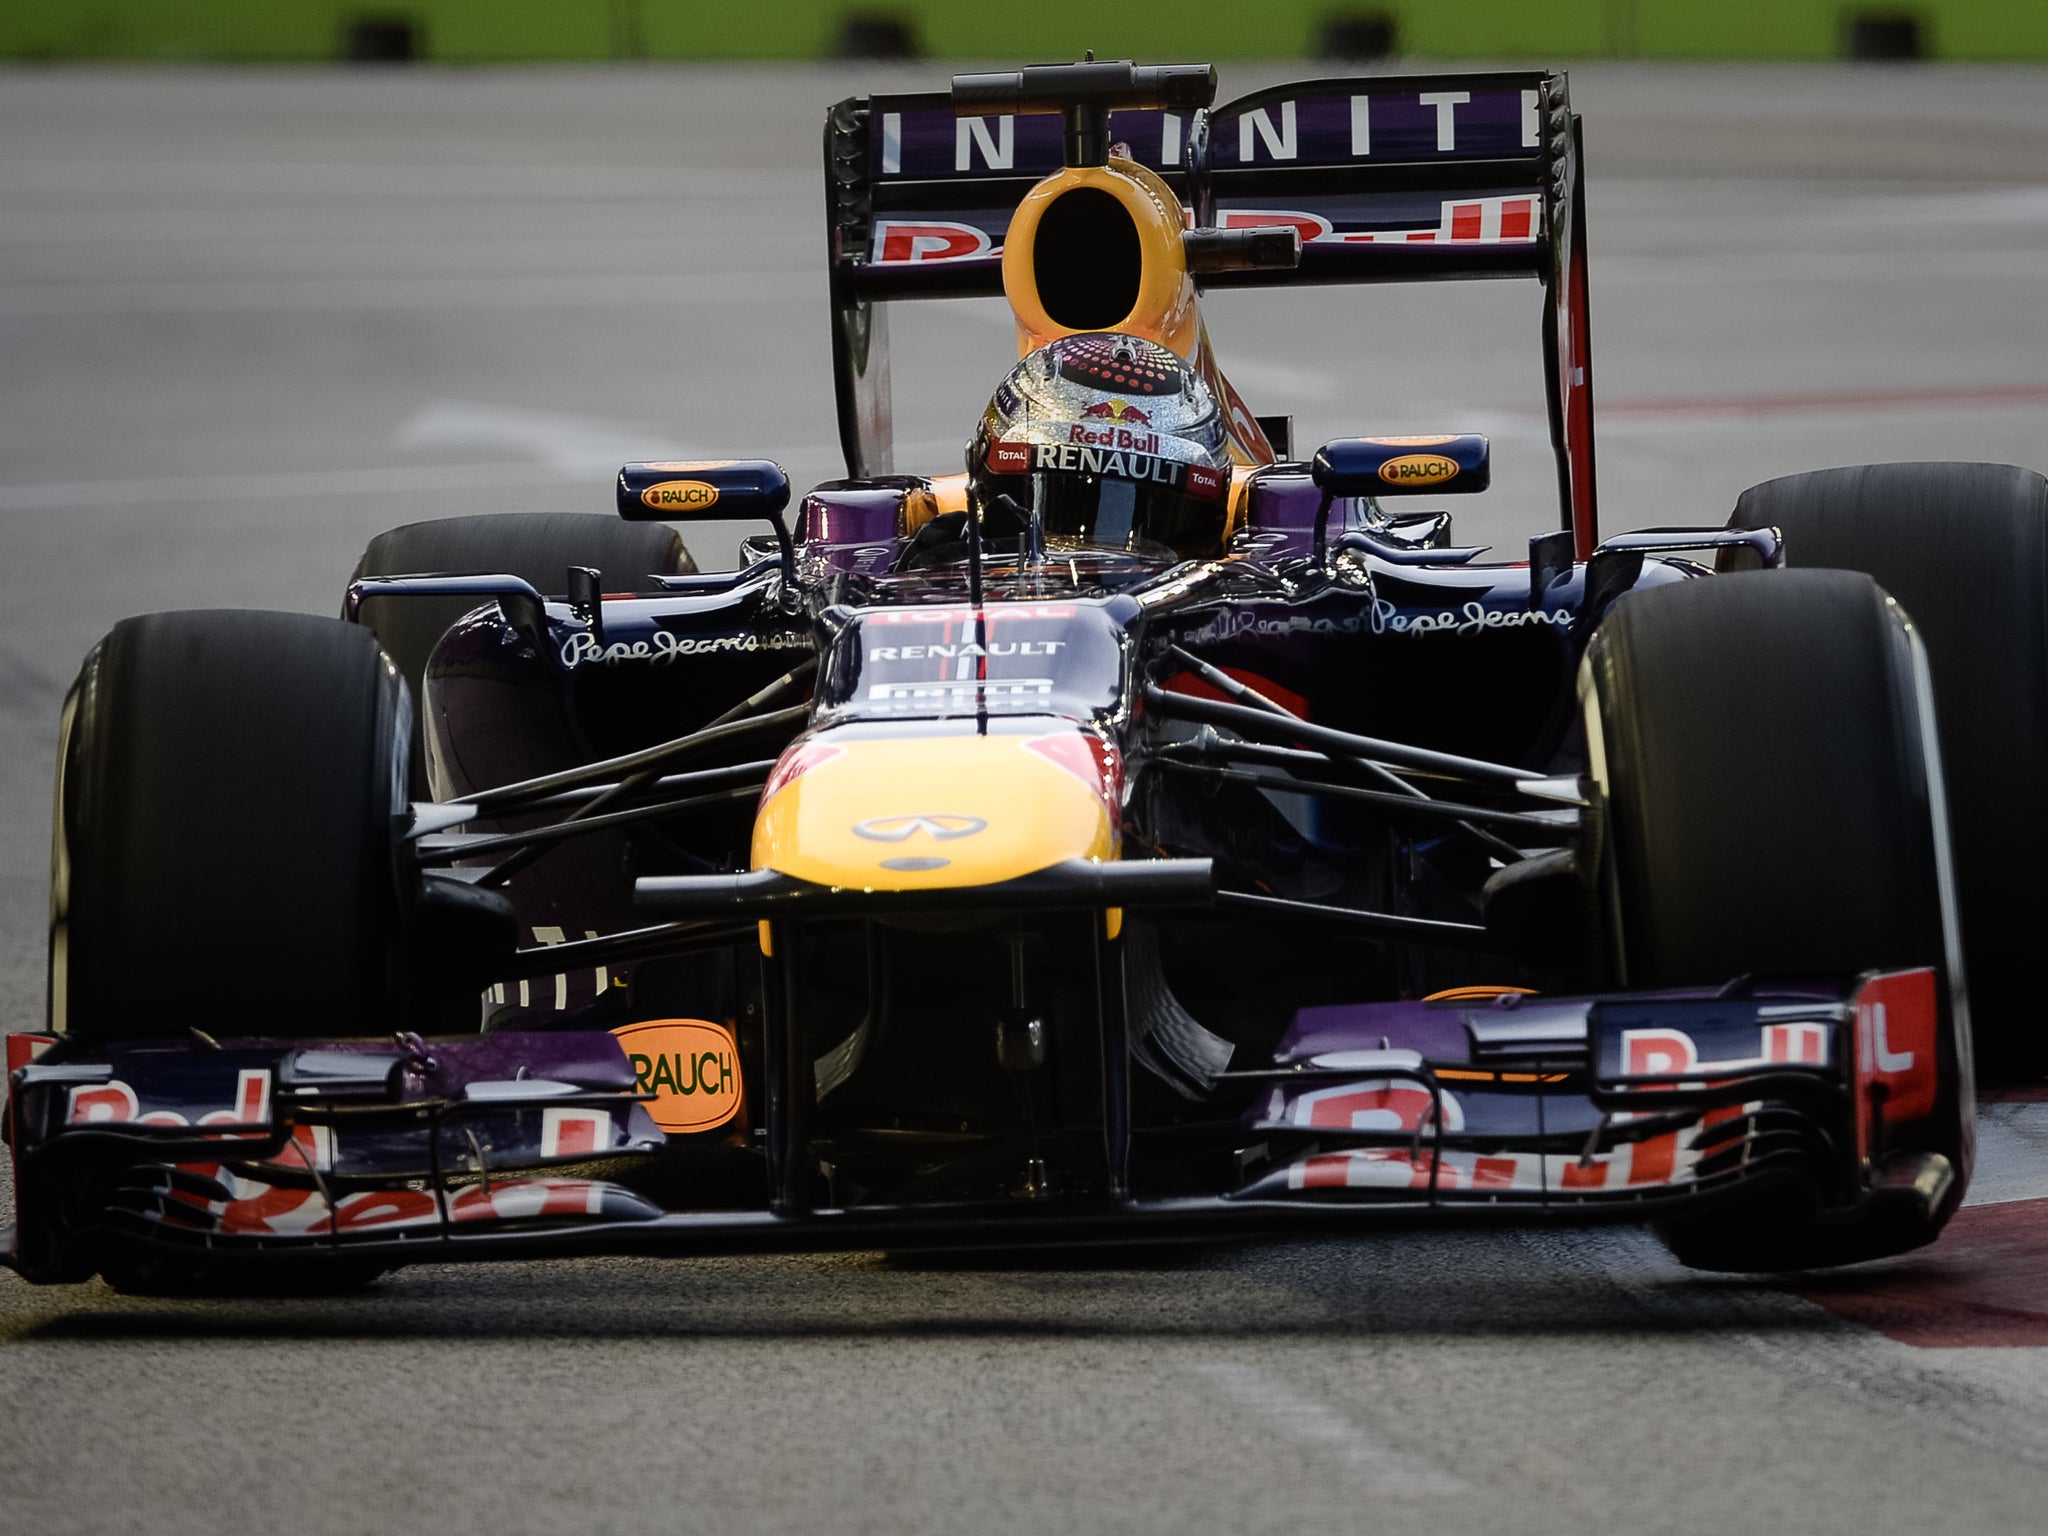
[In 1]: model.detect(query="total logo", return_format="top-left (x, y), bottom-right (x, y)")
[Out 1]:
top-left (852, 813), bottom-right (988, 842)
top-left (1082, 400), bottom-right (1151, 426)
top-left (987, 439), bottom-right (1035, 475)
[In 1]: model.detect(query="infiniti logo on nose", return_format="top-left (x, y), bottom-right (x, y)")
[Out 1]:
top-left (852, 814), bottom-right (989, 843)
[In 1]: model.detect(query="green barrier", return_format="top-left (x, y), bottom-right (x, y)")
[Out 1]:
top-left (6, 0), bottom-right (2047, 62)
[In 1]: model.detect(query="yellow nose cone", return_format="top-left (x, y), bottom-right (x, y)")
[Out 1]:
top-left (752, 729), bottom-right (1118, 891)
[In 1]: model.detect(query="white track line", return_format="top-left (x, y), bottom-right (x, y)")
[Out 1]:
top-left (1179, 1360), bottom-right (1470, 1496)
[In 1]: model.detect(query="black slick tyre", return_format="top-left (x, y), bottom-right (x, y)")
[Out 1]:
top-left (1583, 569), bottom-right (1971, 1271)
top-left (51, 610), bottom-right (410, 1041)
top-left (348, 513), bottom-right (695, 789)
top-left (1729, 462), bottom-right (2048, 1081)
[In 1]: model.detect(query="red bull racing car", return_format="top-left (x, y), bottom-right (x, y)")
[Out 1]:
top-left (13, 59), bottom-right (2048, 1293)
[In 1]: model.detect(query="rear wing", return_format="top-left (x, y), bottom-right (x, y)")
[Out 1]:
top-left (823, 69), bottom-right (1599, 556)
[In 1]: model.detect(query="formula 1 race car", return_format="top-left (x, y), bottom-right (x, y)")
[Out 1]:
top-left (11, 60), bottom-right (2048, 1293)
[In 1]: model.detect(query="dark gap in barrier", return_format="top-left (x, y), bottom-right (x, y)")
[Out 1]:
top-left (1845, 13), bottom-right (1925, 60)
top-left (1317, 12), bottom-right (1397, 61)
top-left (342, 17), bottom-right (420, 63)
top-left (834, 15), bottom-right (921, 60)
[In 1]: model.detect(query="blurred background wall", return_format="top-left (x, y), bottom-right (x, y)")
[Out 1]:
top-left (5, 1), bottom-right (2044, 65)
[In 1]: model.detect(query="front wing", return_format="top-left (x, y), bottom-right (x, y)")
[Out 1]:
top-left (1, 971), bottom-right (1954, 1283)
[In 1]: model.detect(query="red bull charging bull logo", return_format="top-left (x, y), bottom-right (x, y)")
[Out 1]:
top-left (1081, 400), bottom-right (1152, 426)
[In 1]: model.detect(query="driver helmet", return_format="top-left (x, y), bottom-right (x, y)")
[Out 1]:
top-left (969, 333), bottom-right (1233, 559)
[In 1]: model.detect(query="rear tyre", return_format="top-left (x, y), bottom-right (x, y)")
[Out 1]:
top-left (1729, 462), bottom-right (2048, 1081)
top-left (1584, 570), bottom-right (1970, 1271)
top-left (51, 610), bottom-right (409, 1041)
top-left (349, 513), bottom-right (695, 788)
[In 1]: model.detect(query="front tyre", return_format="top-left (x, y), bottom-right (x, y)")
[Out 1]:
top-left (1583, 570), bottom-right (1971, 1271)
top-left (51, 610), bottom-right (410, 1041)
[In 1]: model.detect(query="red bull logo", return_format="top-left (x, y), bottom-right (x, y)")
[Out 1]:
top-left (1068, 422), bottom-right (1160, 454)
top-left (1081, 400), bottom-right (1152, 426)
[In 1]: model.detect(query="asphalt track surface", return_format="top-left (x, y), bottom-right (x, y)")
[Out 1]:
top-left (5, 62), bottom-right (2048, 1536)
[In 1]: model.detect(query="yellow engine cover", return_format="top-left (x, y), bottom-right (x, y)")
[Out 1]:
top-left (1004, 158), bottom-right (1200, 361)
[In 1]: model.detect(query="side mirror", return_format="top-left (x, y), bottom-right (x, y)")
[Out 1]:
top-left (617, 459), bottom-right (791, 521)
top-left (1311, 435), bottom-right (1491, 498)
top-left (617, 460), bottom-right (796, 597)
